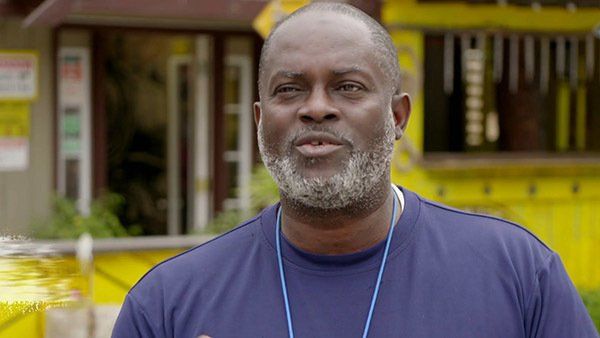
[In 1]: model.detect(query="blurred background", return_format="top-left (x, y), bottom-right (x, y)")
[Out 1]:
top-left (0, 0), bottom-right (599, 336)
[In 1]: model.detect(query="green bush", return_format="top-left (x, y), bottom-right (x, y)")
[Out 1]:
top-left (203, 209), bottom-right (246, 235)
top-left (581, 289), bottom-right (600, 331)
top-left (32, 192), bottom-right (142, 239)
top-left (248, 164), bottom-right (280, 209)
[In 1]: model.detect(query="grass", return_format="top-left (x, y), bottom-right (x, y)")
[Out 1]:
top-left (581, 289), bottom-right (600, 331)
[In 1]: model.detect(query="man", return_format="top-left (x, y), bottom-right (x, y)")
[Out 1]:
top-left (113, 3), bottom-right (598, 337)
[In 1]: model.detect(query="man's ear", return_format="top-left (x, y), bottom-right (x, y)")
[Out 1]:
top-left (253, 102), bottom-right (262, 127)
top-left (391, 93), bottom-right (411, 140)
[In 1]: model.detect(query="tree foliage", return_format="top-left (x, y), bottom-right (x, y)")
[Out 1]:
top-left (32, 193), bottom-right (141, 239)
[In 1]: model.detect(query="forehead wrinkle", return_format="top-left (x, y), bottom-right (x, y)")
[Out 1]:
top-left (332, 65), bottom-right (358, 74)
top-left (274, 66), bottom-right (367, 78)
top-left (268, 45), bottom-right (379, 77)
top-left (331, 66), bottom-right (367, 76)
top-left (276, 70), bottom-right (303, 79)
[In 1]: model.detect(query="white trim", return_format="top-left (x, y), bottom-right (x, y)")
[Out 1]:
top-left (192, 35), bottom-right (213, 232)
top-left (56, 52), bottom-right (65, 196)
top-left (224, 55), bottom-right (253, 214)
top-left (79, 50), bottom-right (92, 215)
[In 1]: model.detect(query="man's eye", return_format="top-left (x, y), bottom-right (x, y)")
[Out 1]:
top-left (338, 83), bottom-right (362, 92)
top-left (275, 86), bottom-right (300, 94)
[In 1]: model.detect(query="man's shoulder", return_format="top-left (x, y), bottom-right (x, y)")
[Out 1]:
top-left (413, 193), bottom-right (553, 259)
top-left (127, 207), bottom-right (271, 299)
top-left (159, 213), bottom-right (262, 271)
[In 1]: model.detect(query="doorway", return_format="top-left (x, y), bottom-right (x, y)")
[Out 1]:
top-left (101, 32), bottom-right (213, 235)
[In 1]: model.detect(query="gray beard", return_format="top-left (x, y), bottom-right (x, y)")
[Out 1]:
top-left (257, 116), bottom-right (396, 212)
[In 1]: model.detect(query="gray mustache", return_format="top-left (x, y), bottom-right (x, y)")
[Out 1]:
top-left (289, 127), bottom-right (353, 146)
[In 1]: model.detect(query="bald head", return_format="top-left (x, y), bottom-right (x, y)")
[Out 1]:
top-left (258, 3), bottom-right (400, 98)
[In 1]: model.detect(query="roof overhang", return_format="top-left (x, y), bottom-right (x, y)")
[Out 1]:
top-left (20, 0), bottom-right (267, 29)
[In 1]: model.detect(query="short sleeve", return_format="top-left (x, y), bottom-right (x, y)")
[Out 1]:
top-left (525, 253), bottom-right (599, 337)
top-left (112, 294), bottom-right (159, 338)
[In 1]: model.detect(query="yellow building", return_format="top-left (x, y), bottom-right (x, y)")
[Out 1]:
top-left (383, 0), bottom-right (600, 290)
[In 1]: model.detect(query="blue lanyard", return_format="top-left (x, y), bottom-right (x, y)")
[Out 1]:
top-left (275, 185), bottom-right (400, 338)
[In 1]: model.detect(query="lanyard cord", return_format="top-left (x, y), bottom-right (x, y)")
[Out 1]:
top-left (275, 185), bottom-right (400, 338)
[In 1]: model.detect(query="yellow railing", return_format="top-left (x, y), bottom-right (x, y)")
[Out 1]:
top-left (0, 237), bottom-right (207, 338)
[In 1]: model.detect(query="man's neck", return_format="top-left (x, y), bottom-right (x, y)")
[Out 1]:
top-left (279, 183), bottom-right (401, 255)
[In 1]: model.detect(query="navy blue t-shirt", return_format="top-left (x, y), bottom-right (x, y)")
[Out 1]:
top-left (112, 188), bottom-right (598, 338)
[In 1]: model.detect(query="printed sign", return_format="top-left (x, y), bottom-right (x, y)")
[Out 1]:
top-left (62, 106), bottom-right (81, 156)
top-left (59, 49), bottom-right (89, 157)
top-left (0, 51), bottom-right (38, 101)
top-left (59, 53), bottom-right (85, 106)
top-left (0, 102), bottom-right (29, 171)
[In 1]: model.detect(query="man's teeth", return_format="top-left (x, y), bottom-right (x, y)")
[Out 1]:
top-left (310, 141), bottom-right (329, 146)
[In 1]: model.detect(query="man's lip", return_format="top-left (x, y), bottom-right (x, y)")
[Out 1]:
top-left (295, 143), bottom-right (343, 158)
top-left (293, 132), bottom-right (344, 147)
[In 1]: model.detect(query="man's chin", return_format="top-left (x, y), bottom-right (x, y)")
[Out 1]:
top-left (292, 158), bottom-right (348, 180)
top-left (282, 191), bottom-right (351, 212)
top-left (295, 167), bottom-right (340, 181)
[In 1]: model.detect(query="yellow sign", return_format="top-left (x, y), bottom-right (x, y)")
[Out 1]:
top-left (253, 0), bottom-right (309, 39)
top-left (0, 101), bottom-right (29, 137)
top-left (0, 102), bottom-right (29, 171)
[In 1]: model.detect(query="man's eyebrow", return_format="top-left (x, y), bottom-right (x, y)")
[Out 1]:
top-left (331, 66), bottom-right (366, 76)
top-left (273, 70), bottom-right (304, 79)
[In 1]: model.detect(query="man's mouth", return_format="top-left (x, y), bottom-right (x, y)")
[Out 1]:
top-left (294, 132), bottom-right (345, 158)
top-left (306, 140), bottom-right (335, 146)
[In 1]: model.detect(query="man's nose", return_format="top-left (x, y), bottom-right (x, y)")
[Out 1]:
top-left (297, 88), bottom-right (340, 123)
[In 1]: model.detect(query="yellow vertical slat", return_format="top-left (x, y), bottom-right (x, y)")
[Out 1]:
top-left (576, 86), bottom-right (587, 150)
top-left (581, 202), bottom-right (593, 287)
top-left (556, 82), bottom-right (570, 151)
top-left (591, 201), bottom-right (600, 287)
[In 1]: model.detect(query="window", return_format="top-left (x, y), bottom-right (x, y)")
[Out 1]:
top-left (222, 50), bottom-right (253, 213)
top-left (423, 33), bottom-right (600, 154)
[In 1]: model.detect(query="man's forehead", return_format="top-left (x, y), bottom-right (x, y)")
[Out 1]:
top-left (257, 8), bottom-right (397, 94)
top-left (267, 10), bottom-right (372, 57)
